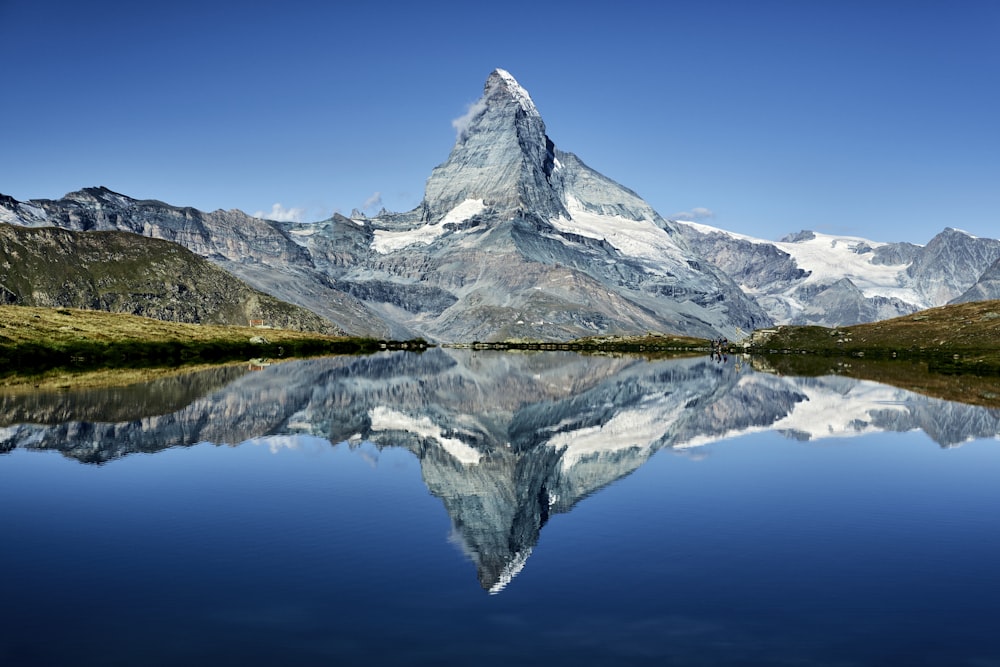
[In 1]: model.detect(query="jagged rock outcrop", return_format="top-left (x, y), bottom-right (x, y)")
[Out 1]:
top-left (0, 223), bottom-right (341, 333)
top-left (907, 228), bottom-right (1000, 304)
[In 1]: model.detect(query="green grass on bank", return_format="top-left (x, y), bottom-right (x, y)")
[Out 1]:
top-left (746, 300), bottom-right (1000, 374)
top-left (0, 305), bottom-right (423, 377)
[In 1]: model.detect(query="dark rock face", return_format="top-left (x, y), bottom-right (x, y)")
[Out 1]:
top-left (789, 278), bottom-right (916, 326)
top-left (872, 241), bottom-right (922, 266)
top-left (422, 69), bottom-right (566, 222)
top-left (0, 223), bottom-right (340, 333)
top-left (678, 225), bottom-right (809, 293)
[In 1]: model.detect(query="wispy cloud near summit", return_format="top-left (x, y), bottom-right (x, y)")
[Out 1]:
top-left (451, 99), bottom-right (487, 141)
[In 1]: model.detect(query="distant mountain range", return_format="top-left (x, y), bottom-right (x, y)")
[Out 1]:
top-left (678, 223), bottom-right (1000, 326)
top-left (2, 69), bottom-right (998, 340)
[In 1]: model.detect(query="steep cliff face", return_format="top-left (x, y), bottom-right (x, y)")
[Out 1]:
top-left (0, 223), bottom-right (341, 333)
top-left (421, 69), bottom-right (565, 222)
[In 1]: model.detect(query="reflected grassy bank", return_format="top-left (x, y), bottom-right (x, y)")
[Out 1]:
top-left (753, 354), bottom-right (1000, 409)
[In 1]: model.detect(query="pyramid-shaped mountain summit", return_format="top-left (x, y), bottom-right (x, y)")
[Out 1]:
top-left (329, 68), bottom-right (771, 341)
top-left (0, 69), bottom-right (772, 341)
top-left (421, 68), bottom-right (565, 221)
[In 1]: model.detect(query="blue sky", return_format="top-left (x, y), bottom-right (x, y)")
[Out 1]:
top-left (2, 0), bottom-right (997, 243)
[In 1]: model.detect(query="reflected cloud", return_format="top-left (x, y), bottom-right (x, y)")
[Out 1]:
top-left (245, 434), bottom-right (331, 455)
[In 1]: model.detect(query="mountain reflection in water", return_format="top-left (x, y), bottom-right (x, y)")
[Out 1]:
top-left (2, 349), bottom-right (999, 592)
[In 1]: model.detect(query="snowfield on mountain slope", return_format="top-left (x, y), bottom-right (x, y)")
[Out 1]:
top-left (550, 196), bottom-right (690, 274)
top-left (371, 198), bottom-right (485, 254)
top-left (681, 221), bottom-right (928, 307)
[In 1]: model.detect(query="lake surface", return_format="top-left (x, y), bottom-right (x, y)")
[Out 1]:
top-left (2, 350), bottom-right (1000, 666)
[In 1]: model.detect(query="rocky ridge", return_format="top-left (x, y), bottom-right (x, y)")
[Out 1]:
top-left (1, 189), bottom-right (389, 337)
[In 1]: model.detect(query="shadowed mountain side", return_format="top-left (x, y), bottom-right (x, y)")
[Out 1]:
top-left (0, 223), bottom-right (341, 334)
top-left (953, 257), bottom-right (1000, 303)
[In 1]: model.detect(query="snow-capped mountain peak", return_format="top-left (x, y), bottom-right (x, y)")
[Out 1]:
top-left (486, 68), bottom-right (538, 116)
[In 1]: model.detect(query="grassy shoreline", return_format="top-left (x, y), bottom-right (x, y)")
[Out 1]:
top-left (0, 305), bottom-right (427, 379)
top-left (4, 301), bottom-right (999, 396)
top-left (743, 300), bottom-right (1000, 375)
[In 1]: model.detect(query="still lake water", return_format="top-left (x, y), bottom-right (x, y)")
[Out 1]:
top-left (2, 349), bottom-right (999, 666)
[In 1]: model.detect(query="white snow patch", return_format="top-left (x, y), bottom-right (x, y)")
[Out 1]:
top-left (371, 199), bottom-right (484, 254)
top-left (440, 198), bottom-right (486, 224)
top-left (550, 196), bottom-right (687, 274)
top-left (492, 68), bottom-right (537, 114)
top-left (488, 548), bottom-right (533, 595)
top-left (769, 381), bottom-right (910, 439)
top-left (369, 406), bottom-right (481, 465)
top-left (244, 434), bottom-right (330, 454)
top-left (22, 204), bottom-right (47, 220)
top-left (1, 202), bottom-right (47, 224)
top-left (546, 393), bottom-right (683, 471)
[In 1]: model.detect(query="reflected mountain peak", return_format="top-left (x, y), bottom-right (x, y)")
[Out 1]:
top-left (3, 349), bottom-right (1000, 590)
